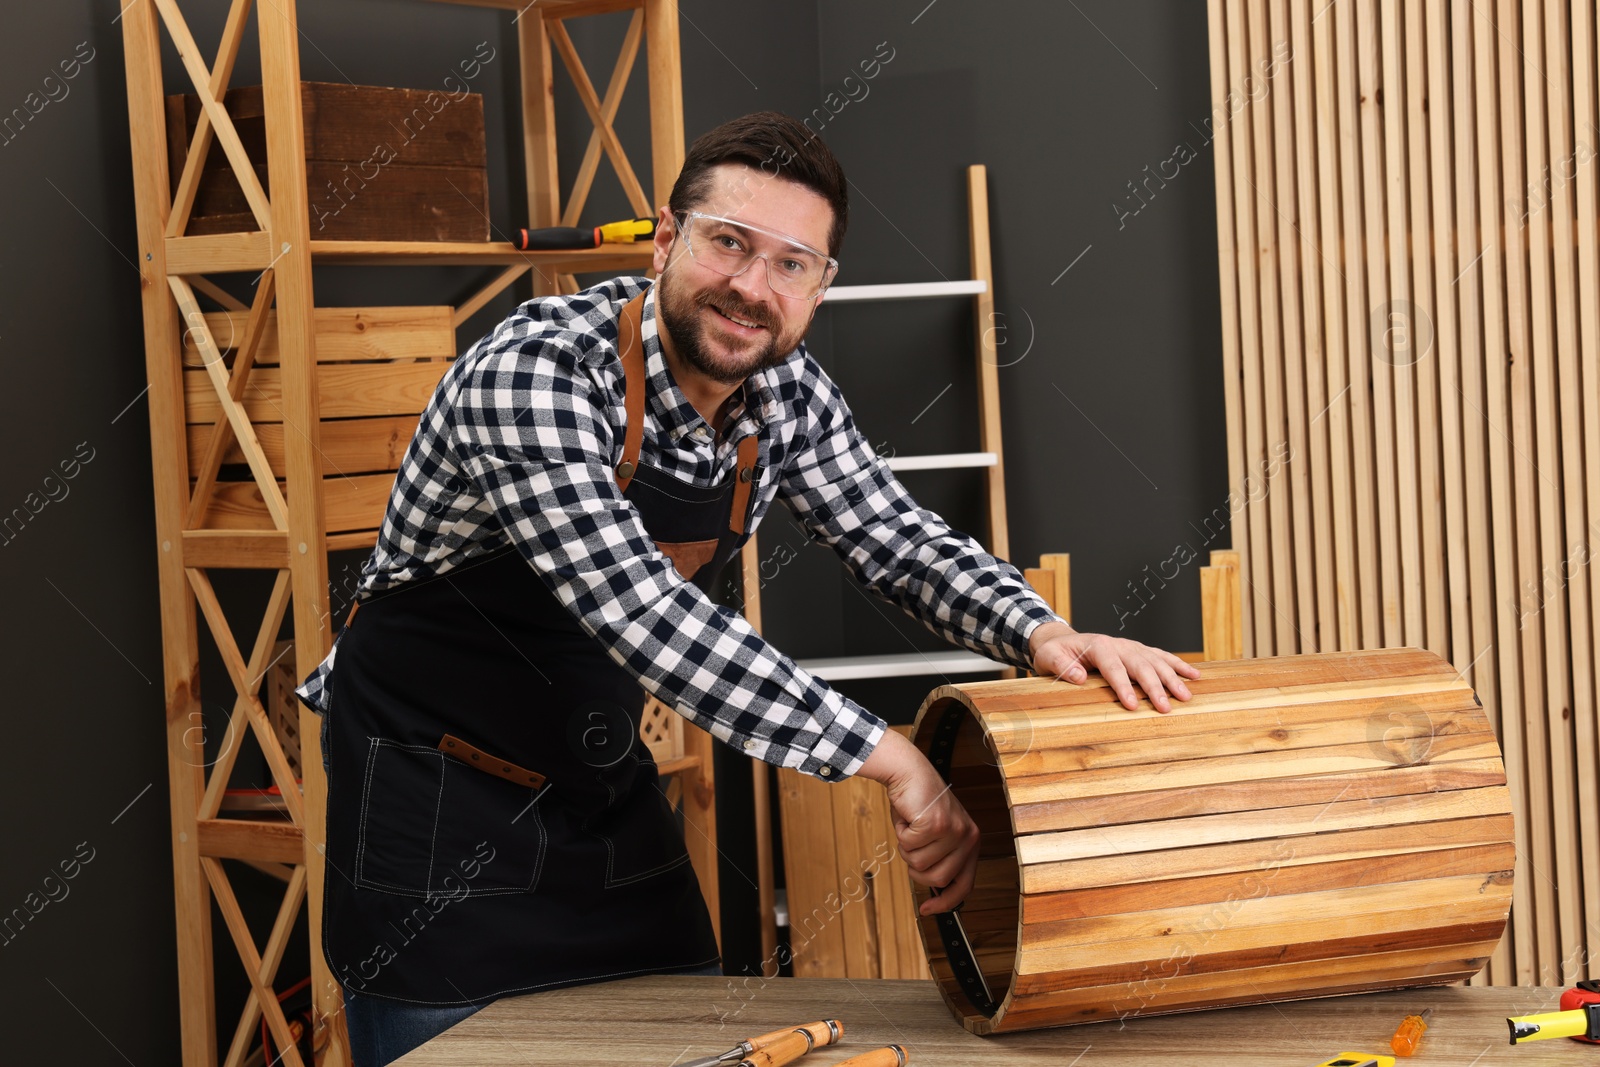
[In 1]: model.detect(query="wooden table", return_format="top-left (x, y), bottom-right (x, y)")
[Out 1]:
top-left (395, 976), bottom-right (1589, 1065)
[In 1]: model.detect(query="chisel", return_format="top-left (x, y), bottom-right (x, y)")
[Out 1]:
top-left (830, 1045), bottom-right (907, 1067)
top-left (680, 1020), bottom-right (842, 1067)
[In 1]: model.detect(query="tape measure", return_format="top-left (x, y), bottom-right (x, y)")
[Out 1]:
top-left (1560, 980), bottom-right (1600, 1044)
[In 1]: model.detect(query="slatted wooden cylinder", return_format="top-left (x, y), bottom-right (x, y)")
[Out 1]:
top-left (908, 648), bottom-right (1514, 1035)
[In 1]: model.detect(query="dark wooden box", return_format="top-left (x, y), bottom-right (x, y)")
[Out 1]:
top-left (165, 81), bottom-right (489, 242)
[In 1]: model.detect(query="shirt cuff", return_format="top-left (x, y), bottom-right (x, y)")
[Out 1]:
top-left (1007, 600), bottom-right (1065, 670)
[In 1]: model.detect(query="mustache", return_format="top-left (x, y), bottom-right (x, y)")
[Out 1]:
top-left (700, 294), bottom-right (775, 331)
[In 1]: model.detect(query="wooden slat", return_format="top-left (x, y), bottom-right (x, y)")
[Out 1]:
top-left (205, 474), bottom-right (393, 534)
top-left (187, 414), bottom-right (421, 478)
top-left (1205, 0), bottom-right (1253, 653)
top-left (1335, 0), bottom-right (1382, 649)
top-left (1570, 0), bottom-right (1600, 981)
top-left (180, 306), bottom-right (456, 364)
top-left (184, 361), bottom-right (450, 423)
top-left (968, 165), bottom-right (1009, 561)
top-left (1246, 0), bottom-right (1295, 654)
top-left (166, 231), bottom-right (274, 273)
top-left (1537, 0), bottom-right (1590, 984)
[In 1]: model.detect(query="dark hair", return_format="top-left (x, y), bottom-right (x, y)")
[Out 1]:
top-left (668, 111), bottom-right (848, 257)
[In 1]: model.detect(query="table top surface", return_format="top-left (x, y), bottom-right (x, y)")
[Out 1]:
top-left (395, 976), bottom-right (1589, 1065)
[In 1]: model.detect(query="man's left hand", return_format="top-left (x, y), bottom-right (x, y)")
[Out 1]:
top-left (1028, 621), bottom-right (1202, 713)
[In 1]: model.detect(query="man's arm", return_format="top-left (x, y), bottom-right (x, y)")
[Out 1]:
top-left (779, 363), bottom-right (1199, 711)
top-left (448, 340), bottom-right (887, 781)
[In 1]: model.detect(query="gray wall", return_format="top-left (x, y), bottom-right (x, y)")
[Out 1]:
top-left (0, 1), bottom-right (1222, 1061)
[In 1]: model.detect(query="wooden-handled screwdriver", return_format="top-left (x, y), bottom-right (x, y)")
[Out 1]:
top-left (681, 1020), bottom-right (842, 1067)
top-left (830, 1045), bottom-right (908, 1067)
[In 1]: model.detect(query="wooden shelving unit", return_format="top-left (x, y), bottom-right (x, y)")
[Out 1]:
top-left (119, 3), bottom-right (702, 1065)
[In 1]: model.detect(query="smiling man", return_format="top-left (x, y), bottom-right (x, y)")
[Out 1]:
top-left (296, 110), bottom-right (1198, 1065)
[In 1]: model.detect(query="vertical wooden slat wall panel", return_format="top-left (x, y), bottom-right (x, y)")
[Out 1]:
top-left (1207, 0), bottom-right (1600, 988)
top-left (1572, 0), bottom-right (1600, 970)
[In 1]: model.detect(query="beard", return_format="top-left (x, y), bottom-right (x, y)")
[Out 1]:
top-left (655, 267), bottom-right (807, 385)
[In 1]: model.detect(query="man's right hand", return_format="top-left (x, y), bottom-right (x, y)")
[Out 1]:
top-left (856, 728), bottom-right (981, 916)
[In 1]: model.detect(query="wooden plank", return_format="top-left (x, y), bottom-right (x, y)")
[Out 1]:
top-left (180, 305), bottom-right (456, 364)
top-left (1014, 776), bottom-right (1508, 859)
top-left (1023, 568), bottom-right (1058, 617)
top-left (1372, 0), bottom-right (1406, 647)
top-left (1013, 756), bottom-right (1506, 835)
top-left (183, 361), bottom-right (450, 423)
top-left (1040, 554), bottom-right (1071, 625)
top-left (1246, 0), bottom-right (1295, 654)
top-left (1534, 0), bottom-right (1587, 980)
top-left (1021, 812), bottom-right (1514, 895)
top-left (643, 0), bottom-right (684, 211)
top-left (254, 0), bottom-right (340, 1046)
top-left (1206, 0), bottom-right (1253, 654)
top-left (1022, 842), bottom-right (1515, 925)
top-left (205, 474), bottom-right (392, 534)
top-left (1401, 0), bottom-right (1446, 657)
top-left (1335, 0), bottom-right (1382, 649)
top-left (1016, 876), bottom-right (1510, 976)
top-left (999, 696), bottom-right (1487, 780)
top-left (1225, 0), bottom-right (1270, 656)
top-left (181, 530), bottom-right (291, 569)
top-left (1569, 0), bottom-right (1600, 980)
top-left (1265, 0), bottom-right (1317, 651)
top-left (1498, 0), bottom-right (1557, 983)
top-left (196, 818), bottom-right (306, 865)
top-left (1017, 871), bottom-right (1509, 961)
top-left (1286, 0), bottom-right (1334, 653)
top-left (829, 777), bottom-right (882, 977)
top-left (777, 767), bottom-right (849, 977)
top-left (121, 4), bottom-right (219, 1060)
top-left (968, 165), bottom-right (1010, 561)
top-left (187, 414), bottom-right (422, 478)
top-left (1472, 0), bottom-right (1534, 985)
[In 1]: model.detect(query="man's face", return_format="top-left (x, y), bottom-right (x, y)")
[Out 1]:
top-left (652, 163), bottom-right (833, 386)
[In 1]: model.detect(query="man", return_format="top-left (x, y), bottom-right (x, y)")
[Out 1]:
top-left (297, 110), bottom-right (1198, 1064)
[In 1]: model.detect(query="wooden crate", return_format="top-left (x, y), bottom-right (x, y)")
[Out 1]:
top-left (165, 81), bottom-right (489, 242)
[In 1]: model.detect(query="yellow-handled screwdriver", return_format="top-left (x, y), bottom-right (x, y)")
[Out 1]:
top-left (1390, 1008), bottom-right (1431, 1056)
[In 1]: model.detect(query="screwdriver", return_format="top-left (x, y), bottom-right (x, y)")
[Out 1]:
top-left (681, 1020), bottom-right (842, 1067)
top-left (1390, 1008), bottom-right (1431, 1056)
top-left (513, 217), bottom-right (655, 250)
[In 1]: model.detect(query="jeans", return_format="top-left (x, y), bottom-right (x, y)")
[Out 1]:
top-left (343, 962), bottom-right (723, 1066)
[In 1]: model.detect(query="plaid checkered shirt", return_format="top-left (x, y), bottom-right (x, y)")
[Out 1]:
top-left (295, 277), bottom-right (1058, 780)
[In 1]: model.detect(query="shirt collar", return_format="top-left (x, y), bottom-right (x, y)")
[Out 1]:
top-left (639, 282), bottom-right (780, 441)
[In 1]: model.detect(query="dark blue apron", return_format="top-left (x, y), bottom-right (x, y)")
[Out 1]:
top-left (320, 294), bottom-right (758, 1004)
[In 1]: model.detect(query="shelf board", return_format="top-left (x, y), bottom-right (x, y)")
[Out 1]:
top-left (794, 649), bottom-right (1007, 682)
top-left (308, 239), bottom-right (655, 269)
top-left (885, 452), bottom-right (997, 472)
top-left (821, 279), bottom-right (987, 303)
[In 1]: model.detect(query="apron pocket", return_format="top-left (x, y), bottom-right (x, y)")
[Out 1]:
top-left (355, 739), bottom-right (547, 898)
